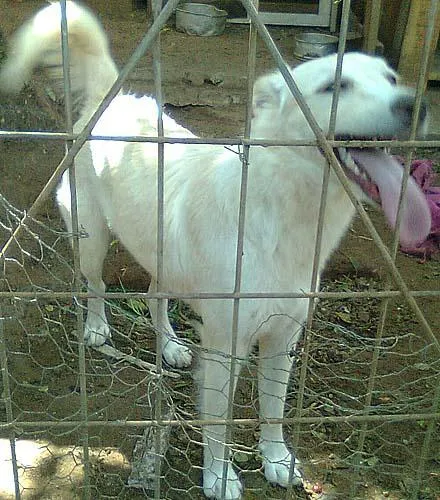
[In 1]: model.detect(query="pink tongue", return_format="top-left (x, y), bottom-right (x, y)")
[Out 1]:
top-left (348, 149), bottom-right (431, 247)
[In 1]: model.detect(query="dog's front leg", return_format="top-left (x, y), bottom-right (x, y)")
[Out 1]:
top-left (258, 329), bottom-right (303, 488)
top-left (79, 222), bottom-right (111, 346)
top-left (57, 172), bottom-right (111, 346)
top-left (199, 339), bottom-right (247, 500)
top-left (147, 280), bottom-right (192, 368)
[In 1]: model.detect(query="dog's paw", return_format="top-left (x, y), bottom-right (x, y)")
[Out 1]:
top-left (203, 462), bottom-right (242, 500)
top-left (84, 318), bottom-right (111, 346)
top-left (259, 441), bottom-right (302, 487)
top-left (162, 338), bottom-right (192, 368)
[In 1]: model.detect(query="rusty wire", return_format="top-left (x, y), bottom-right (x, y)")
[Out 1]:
top-left (0, 0), bottom-right (439, 499)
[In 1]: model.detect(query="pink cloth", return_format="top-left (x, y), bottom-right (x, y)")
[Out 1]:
top-left (397, 158), bottom-right (440, 258)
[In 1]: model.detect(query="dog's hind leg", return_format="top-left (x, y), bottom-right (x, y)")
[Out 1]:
top-left (199, 326), bottom-right (249, 499)
top-left (257, 325), bottom-right (303, 488)
top-left (57, 172), bottom-right (111, 346)
top-left (147, 280), bottom-right (192, 368)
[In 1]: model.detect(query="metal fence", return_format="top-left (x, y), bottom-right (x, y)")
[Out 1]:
top-left (0, 0), bottom-right (439, 498)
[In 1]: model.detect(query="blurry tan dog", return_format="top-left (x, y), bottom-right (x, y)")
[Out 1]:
top-left (0, 2), bottom-right (430, 498)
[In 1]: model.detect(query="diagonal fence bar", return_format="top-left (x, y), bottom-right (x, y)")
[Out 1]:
top-left (0, 0), bottom-right (181, 262)
top-left (240, 0), bottom-right (439, 356)
top-left (353, 0), bottom-right (440, 496)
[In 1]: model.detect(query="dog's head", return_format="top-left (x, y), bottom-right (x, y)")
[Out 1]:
top-left (252, 52), bottom-right (427, 139)
top-left (252, 52), bottom-right (431, 247)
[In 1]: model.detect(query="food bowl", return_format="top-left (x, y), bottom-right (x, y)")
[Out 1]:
top-left (294, 32), bottom-right (339, 60)
top-left (176, 3), bottom-right (228, 37)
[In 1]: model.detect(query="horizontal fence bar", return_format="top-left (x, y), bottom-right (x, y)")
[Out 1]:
top-left (1, 130), bottom-right (440, 149)
top-left (1, 412), bottom-right (440, 431)
top-left (0, 289), bottom-right (439, 301)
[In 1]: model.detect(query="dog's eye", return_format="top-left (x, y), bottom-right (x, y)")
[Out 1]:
top-left (320, 80), bottom-right (350, 93)
top-left (387, 74), bottom-right (398, 85)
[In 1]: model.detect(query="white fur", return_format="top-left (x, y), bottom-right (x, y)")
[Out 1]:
top-left (0, 3), bottom-right (426, 499)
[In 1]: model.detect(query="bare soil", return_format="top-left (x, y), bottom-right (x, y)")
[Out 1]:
top-left (0, 1), bottom-right (439, 499)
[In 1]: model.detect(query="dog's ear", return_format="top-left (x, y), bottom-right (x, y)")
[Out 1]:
top-left (252, 72), bottom-right (286, 114)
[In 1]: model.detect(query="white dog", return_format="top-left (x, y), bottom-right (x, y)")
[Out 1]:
top-left (0, 2), bottom-right (431, 499)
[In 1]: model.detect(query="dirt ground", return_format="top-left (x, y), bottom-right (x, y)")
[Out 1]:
top-left (1, 1), bottom-right (440, 499)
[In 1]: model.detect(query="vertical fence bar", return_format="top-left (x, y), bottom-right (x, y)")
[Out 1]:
top-left (328, 0), bottom-right (351, 134)
top-left (329, 2), bottom-right (363, 492)
top-left (406, 1), bottom-right (440, 496)
top-left (0, 307), bottom-right (21, 499)
top-left (60, 0), bottom-right (74, 135)
top-left (222, 153), bottom-right (249, 498)
top-left (221, 1), bottom-right (259, 496)
top-left (352, 1), bottom-right (439, 497)
top-left (59, 1), bottom-right (91, 497)
top-left (152, 0), bottom-right (166, 497)
top-left (291, 0), bottom-right (352, 469)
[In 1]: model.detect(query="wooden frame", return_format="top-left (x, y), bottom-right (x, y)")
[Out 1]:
top-left (229, 0), bottom-right (332, 27)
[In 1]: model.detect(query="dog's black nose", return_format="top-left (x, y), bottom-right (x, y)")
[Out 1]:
top-left (391, 95), bottom-right (427, 126)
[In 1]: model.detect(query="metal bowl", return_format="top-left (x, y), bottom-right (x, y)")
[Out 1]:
top-left (176, 3), bottom-right (228, 37)
top-left (294, 32), bottom-right (339, 60)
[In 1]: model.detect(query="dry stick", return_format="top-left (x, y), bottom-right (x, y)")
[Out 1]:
top-left (93, 344), bottom-right (179, 379)
top-left (128, 405), bottom-right (173, 490)
top-left (32, 80), bottom-right (65, 129)
top-left (240, 0), bottom-right (439, 356)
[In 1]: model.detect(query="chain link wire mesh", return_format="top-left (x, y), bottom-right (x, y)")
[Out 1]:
top-left (1, 0), bottom-right (440, 499)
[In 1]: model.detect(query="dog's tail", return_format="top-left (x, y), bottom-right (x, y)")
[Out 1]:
top-left (0, 1), bottom-right (118, 111)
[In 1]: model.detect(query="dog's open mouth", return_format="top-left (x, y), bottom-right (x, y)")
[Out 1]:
top-left (332, 138), bottom-right (431, 247)
top-left (335, 145), bottom-right (380, 203)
